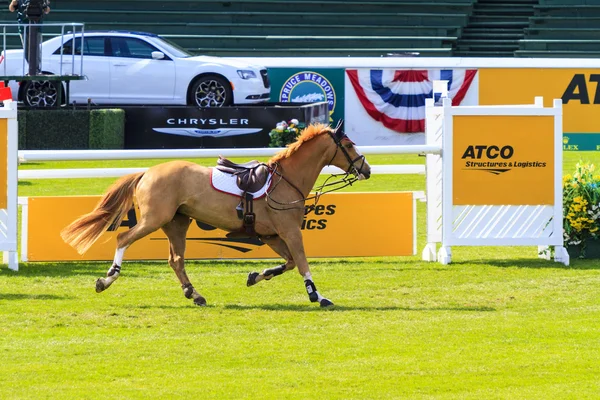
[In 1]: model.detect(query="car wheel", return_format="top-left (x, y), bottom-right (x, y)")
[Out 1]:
top-left (22, 80), bottom-right (60, 107)
top-left (189, 74), bottom-right (233, 107)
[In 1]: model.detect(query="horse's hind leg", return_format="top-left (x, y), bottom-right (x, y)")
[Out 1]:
top-left (162, 214), bottom-right (206, 306)
top-left (247, 235), bottom-right (296, 287)
top-left (96, 209), bottom-right (176, 293)
top-left (95, 246), bottom-right (127, 293)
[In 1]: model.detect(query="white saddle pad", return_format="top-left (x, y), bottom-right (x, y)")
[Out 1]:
top-left (210, 167), bottom-right (273, 199)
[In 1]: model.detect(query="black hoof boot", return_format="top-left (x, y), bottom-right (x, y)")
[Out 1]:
top-left (182, 283), bottom-right (195, 299)
top-left (247, 272), bottom-right (259, 287)
top-left (305, 280), bottom-right (319, 303)
top-left (262, 264), bottom-right (286, 281)
top-left (95, 278), bottom-right (106, 293)
top-left (320, 298), bottom-right (334, 308)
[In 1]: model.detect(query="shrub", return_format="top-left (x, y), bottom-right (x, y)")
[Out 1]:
top-left (563, 162), bottom-right (600, 256)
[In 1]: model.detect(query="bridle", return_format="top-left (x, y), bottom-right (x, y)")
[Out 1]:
top-left (325, 127), bottom-right (366, 177)
top-left (265, 125), bottom-right (366, 211)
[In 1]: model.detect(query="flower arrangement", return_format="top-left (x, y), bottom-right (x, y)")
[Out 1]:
top-left (563, 162), bottom-right (600, 257)
top-left (268, 119), bottom-right (305, 148)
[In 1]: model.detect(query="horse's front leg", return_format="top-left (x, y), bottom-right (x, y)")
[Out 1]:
top-left (247, 235), bottom-right (296, 286)
top-left (279, 228), bottom-right (334, 308)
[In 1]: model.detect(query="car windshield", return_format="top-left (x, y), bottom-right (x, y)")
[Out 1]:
top-left (149, 36), bottom-right (194, 58)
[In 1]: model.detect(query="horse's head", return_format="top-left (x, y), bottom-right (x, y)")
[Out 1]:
top-left (327, 125), bottom-right (371, 180)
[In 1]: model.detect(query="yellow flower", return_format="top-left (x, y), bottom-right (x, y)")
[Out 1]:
top-left (564, 162), bottom-right (600, 239)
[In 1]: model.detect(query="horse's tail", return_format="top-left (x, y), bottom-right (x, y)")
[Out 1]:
top-left (61, 172), bottom-right (145, 255)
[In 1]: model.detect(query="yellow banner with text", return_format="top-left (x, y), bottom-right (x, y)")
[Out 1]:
top-left (479, 68), bottom-right (600, 134)
top-left (452, 115), bottom-right (555, 205)
top-left (27, 192), bottom-right (414, 261)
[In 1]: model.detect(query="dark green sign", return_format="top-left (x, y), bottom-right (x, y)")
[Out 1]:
top-left (562, 134), bottom-right (600, 151)
top-left (269, 68), bottom-right (345, 124)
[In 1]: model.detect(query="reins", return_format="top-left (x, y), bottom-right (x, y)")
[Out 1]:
top-left (264, 162), bottom-right (307, 211)
top-left (264, 129), bottom-right (364, 212)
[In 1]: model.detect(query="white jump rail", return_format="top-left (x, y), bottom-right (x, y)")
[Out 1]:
top-left (17, 145), bottom-right (436, 180)
top-left (17, 145), bottom-right (441, 162)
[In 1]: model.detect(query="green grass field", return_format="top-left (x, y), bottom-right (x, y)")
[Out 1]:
top-left (1, 151), bottom-right (600, 399)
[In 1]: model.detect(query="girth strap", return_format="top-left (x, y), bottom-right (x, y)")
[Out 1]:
top-left (242, 192), bottom-right (256, 236)
top-left (228, 192), bottom-right (258, 238)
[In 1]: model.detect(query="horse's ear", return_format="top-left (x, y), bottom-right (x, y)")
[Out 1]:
top-left (333, 119), bottom-right (345, 140)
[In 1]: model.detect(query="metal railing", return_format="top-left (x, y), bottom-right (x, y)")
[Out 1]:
top-left (0, 22), bottom-right (84, 77)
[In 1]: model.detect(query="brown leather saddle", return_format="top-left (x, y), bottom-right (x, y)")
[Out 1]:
top-left (215, 156), bottom-right (271, 237)
top-left (216, 156), bottom-right (270, 193)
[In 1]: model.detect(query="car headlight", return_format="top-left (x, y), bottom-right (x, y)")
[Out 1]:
top-left (237, 70), bottom-right (257, 80)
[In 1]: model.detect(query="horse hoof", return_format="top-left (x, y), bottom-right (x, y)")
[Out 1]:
top-left (247, 272), bottom-right (259, 287)
top-left (95, 278), bottom-right (106, 293)
top-left (320, 298), bottom-right (334, 308)
top-left (194, 296), bottom-right (207, 306)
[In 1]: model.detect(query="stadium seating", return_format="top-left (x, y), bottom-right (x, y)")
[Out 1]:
top-left (518, 0), bottom-right (600, 57)
top-left (4, 0), bottom-right (597, 58)
top-left (455, 0), bottom-right (538, 57)
top-left (0, 0), bottom-right (475, 57)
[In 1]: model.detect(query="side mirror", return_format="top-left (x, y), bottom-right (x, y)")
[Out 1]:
top-left (151, 51), bottom-right (165, 60)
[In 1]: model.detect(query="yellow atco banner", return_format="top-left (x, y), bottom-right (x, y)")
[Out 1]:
top-left (479, 68), bottom-right (600, 134)
top-left (452, 115), bottom-right (555, 205)
top-left (0, 119), bottom-right (7, 210)
top-left (26, 192), bottom-right (414, 261)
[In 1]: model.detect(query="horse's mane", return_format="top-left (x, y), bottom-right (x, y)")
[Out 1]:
top-left (268, 123), bottom-right (333, 165)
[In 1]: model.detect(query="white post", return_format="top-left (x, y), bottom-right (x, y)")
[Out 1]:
top-left (438, 97), bottom-right (453, 265)
top-left (422, 97), bottom-right (443, 261)
top-left (422, 80), bottom-right (448, 261)
top-left (551, 98), bottom-right (569, 266)
top-left (0, 100), bottom-right (19, 271)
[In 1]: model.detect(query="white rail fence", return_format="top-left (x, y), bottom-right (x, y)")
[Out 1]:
top-left (17, 145), bottom-right (436, 180)
top-left (14, 144), bottom-right (433, 269)
top-left (10, 88), bottom-right (569, 268)
top-left (18, 145), bottom-right (441, 162)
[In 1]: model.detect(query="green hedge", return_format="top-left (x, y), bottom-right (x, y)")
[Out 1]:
top-left (17, 109), bottom-right (125, 150)
top-left (89, 109), bottom-right (125, 149)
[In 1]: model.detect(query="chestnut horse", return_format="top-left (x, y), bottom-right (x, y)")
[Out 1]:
top-left (61, 123), bottom-right (371, 307)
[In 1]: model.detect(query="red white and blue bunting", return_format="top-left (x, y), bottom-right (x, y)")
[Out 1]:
top-left (347, 69), bottom-right (477, 133)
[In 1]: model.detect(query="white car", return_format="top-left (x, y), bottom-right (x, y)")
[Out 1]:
top-left (0, 31), bottom-right (271, 107)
